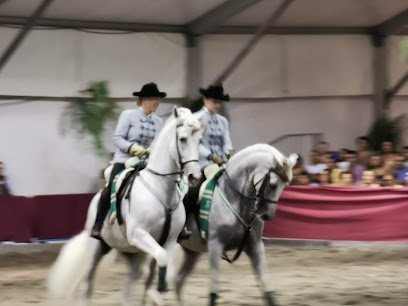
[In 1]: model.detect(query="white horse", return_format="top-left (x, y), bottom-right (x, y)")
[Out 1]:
top-left (47, 107), bottom-right (205, 305)
top-left (145, 144), bottom-right (297, 306)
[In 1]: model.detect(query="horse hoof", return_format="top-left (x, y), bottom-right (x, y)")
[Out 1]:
top-left (148, 289), bottom-right (164, 306)
top-left (265, 291), bottom-right (278, 306)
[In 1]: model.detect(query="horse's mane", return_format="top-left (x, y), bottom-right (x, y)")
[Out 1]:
top-left (229, 144), bottom-right (294, 181)
top-left (230, 144), bottom-right (286, 166)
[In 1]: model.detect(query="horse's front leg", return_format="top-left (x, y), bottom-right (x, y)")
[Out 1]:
top-left (245, 239), bottom-right (278, 306)
top-left (208, 238), bottom-right (223, 306)
top-left (127, 227), bottom-right (168, 305)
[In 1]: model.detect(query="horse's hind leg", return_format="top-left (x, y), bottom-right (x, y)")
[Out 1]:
top-left (121, 252), bottom-right (145, 306)
top-left (245, 239), bottom-right (278, 306)
top-left (78, 240), bottom-right (111, 306)
top-left (175, 248), bottom-right (200, 306)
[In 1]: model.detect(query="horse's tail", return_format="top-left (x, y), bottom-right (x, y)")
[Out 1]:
top-left (47, 231), bottom-right (95, 299)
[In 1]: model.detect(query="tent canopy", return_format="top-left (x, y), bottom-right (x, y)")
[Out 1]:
top-left (0, 0), bottom-right (407, 35)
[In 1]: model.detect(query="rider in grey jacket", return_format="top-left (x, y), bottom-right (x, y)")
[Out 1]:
top-left (91, 82), bottom-right (165, 240)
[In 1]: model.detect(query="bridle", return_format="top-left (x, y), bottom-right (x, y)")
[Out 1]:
top-left (222, 165), bottom-right (289, 213)
top-left (219, 164), bottom-right (289, 264)
top-left (146, 122), bottom-right (199, 179)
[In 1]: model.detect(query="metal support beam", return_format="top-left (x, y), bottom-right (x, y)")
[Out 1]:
top-left (214, 0), bottom-right (294, 84)
top-left (376, 8), bottom-right (408, 35)
top-left (386, 71), bottom-right (408, 103)
top-left (187, 0), bottom-right (262, 35)
top-left (185, 35), bottom-right (202, 99)
top-left (0, 0), bottom-right (54, 73)
top-left (212, 26), bottom-right (373, 35)
top-left (0, 16), bottom-right (186, 33)
top-left (371, 33), bottom-right (388, 118)
top-left (2, 16), bottom-right (408, 35)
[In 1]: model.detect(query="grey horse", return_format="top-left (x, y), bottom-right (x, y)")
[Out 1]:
top-left (144, 144), bottom-right (297, 306)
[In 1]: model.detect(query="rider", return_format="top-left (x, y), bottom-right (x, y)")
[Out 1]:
top-left (181, 83), bottom-right (234, 237)
top-left (195, 83), bottom-right (235, 169)
top-left (91, 82), bottom-right (166, 239)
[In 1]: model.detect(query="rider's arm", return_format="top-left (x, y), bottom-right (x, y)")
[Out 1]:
top-left (222, 118), bottom-right (234, 154)
top-left (113, 110), bottom-right (136, 153)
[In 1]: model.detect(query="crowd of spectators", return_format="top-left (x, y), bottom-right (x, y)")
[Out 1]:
top-left (291, 138), bottom-right (408, 187)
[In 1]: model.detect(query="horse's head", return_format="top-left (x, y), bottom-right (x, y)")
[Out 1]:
top-left (253, 147), bottom-right (298, 221)
top-left (171, 107), bottom-right (205, 186)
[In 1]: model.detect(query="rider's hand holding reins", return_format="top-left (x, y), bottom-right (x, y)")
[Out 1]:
top-left (209, 154), bottom-right (224, 166)
top-left (129, 144), bottom-right (147, 158)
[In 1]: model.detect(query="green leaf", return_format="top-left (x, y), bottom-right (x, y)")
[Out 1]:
top-left (61, 81), bottom-right (121, 156)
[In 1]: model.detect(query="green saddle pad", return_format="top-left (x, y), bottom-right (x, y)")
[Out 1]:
top-left (198, 168), bottom-right (224, 239)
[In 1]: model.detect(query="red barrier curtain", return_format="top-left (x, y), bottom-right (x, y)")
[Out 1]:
top-left (264, 186), bottom-right (408, 241)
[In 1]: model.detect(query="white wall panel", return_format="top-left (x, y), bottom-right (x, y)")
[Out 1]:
top-left (202, 35), bottom-right (373, 97)
top-left (0, 29), bottom-right (186, 97)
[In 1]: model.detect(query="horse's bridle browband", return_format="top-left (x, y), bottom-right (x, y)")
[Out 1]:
top-left (146, 122), bottom-right (199, 178)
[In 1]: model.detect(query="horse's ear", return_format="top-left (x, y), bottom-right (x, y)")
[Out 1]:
top-left (287, 153), bottom-right (298, 168)
top-left (173, 106), bottom-right (179, 118)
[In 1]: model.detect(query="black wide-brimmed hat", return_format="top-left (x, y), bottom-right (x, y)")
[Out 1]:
top-left (199, 84), bottom-right (230, 101)
top-left (133, 82), bottom-right (167, 98)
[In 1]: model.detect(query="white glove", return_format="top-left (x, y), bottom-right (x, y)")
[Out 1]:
top-left (129, 144), bottom-right (146, 157)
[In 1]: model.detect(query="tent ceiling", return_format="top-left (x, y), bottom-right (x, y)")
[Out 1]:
top-left (226, 0), bottom-right (408, 27)
top-left (0, 0), bottom-right (407, 34)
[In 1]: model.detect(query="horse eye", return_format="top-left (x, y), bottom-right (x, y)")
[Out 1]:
top-left (180, 137), bottom-right (187, 143)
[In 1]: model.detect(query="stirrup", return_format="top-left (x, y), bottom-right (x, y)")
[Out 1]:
top-left (178, 227), bottom-right (192, 241)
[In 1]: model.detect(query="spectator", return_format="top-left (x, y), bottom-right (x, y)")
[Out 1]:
top-left (380, 174), bottom-right (403, 188)
top-left (325, 156), bottom-right (342, 184)
top-left (402, 146), bottom-right (408, 167)
top-left (317, 169), bottom-right (331, 185)
top-left (292, 170), bottom-right (312, 186)
top-left (337, 148), bottom-right (350, 171)
top-left (338, 171), bottom-right (354, 186)
top-left (380, 141), bottom-right (395, 165)
top-left (292, 154), bottom-right (306, 176)
top-left (346, 150), bottom-right (365, 184)
top-left (359, 170), bottom-right (380, 187)
top-left (305, 149), bottom-right (327, 177)
top-left (367, 153), bottom-right (385, 177)
top-left (393, 154), bottom-right (408, 185)
top-left (355, 136), bottom-right (371, 167)
top-left (0, 161), bottom-right (11, 195)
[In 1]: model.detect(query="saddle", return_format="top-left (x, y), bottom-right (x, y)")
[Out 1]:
top-left (108, 158), bottom-right (147, 225)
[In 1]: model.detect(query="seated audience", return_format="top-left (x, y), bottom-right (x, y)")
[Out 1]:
top-left (393, 153), bottom-right (408, 185)
top-left (292, 170), bottom-right (312, 186)
top-left (337, 148), bottom-right (350, 171)
top-left (337, 171), bottom-right (354, 186)
top-left (317, 169), bottom-right (331, 185)
top-left (305, 149), bottom-right (327, 183)
top-left (359, 170), bottom-right (380, 187)
top-left (346, 150), bottom-right (365, 184)
top-left (355, 136), bottom-right (371, 167)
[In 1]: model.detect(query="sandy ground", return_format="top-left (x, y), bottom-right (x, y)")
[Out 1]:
top-left (0, 244), bottom-right (407, 306)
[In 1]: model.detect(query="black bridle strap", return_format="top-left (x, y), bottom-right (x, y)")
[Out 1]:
top-left (146, 167), bottom-right (183, 177)
top-left (222, 169), bottom-right (278, 205)
top-left (222, 225), bottom-right (252, 263)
